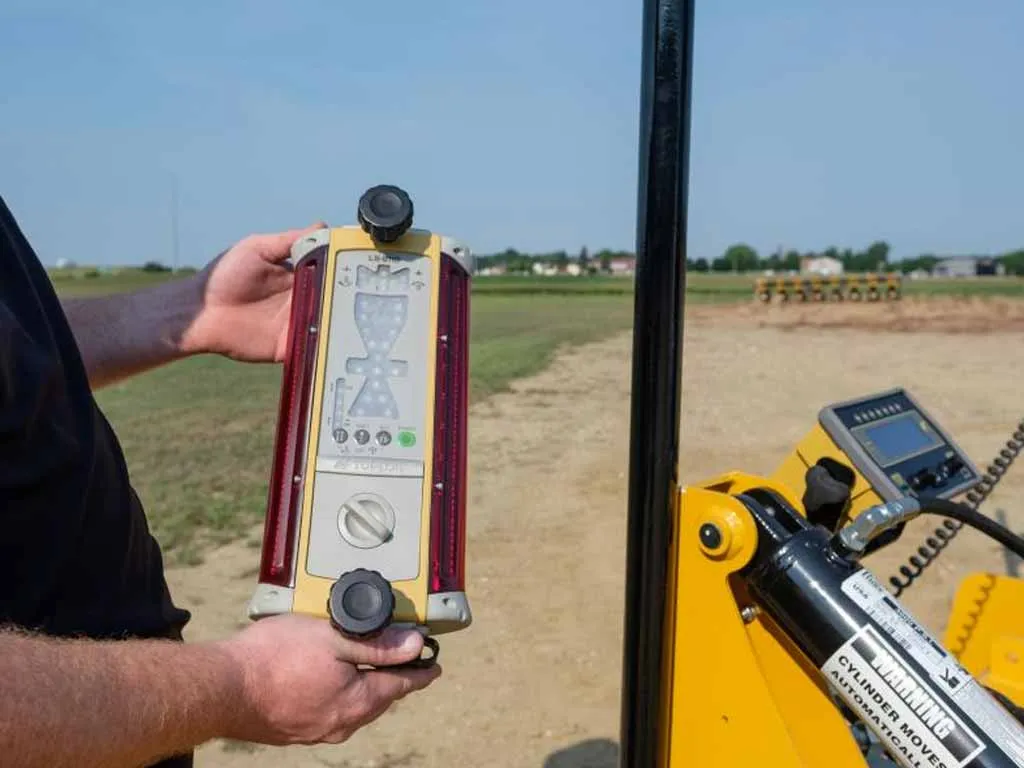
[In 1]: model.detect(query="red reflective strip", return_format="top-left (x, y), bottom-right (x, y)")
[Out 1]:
top-left (429, 254), bottom-right (470, 593)
top-left (259, 249), bottom-right (325, 586)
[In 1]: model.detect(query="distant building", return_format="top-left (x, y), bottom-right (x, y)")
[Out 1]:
top-left (476, 264), bottom-right (507, 276)
top-left (800, 256), bottom-right (844, 276)
top-left (933, 256), bottom-right (1006, 277)
top-left (608, 257), bottom-right (636, 275)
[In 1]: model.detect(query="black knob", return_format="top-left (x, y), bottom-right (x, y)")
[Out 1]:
top-left (911, 469), bottom-right (938, 490)
top-left (802, 458), bottom-right (855, 532)
top-left (357, 185), bottom-right (414, 243)
top-left (328, 568), bottom-right (395, 638)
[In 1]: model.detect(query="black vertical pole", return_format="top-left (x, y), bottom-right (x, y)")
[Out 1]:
top-left (619, 1), bottom-right (694, 766)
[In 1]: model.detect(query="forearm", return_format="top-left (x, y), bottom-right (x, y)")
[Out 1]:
top-left (60, 276), bottom-right (204, 389)
top-left (0, 628), bottom-right (245, 768)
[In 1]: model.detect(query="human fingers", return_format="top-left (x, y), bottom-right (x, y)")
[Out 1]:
top-left (342, 664), bottom-right (442, 731)
top-left (334, 626), bottom-right (428, 668)
top-left (320, 671), bottom-right (435, 748)
top-left (321, 657), bottom-right (441, 743)
top-left (360, 664), bottom-right (443, 704)
top-left (251, 221), bottom-right (329, 263)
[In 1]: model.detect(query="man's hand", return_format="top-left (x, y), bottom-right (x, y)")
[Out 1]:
top-left (183, 223), bottom-right (327, 363)
top-left (0, 614), bottom-right (442, 768)
top-left (220, 614), bottom-right (441, 746)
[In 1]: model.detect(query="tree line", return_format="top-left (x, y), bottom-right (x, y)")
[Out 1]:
top-left (476, 247), bottom-right (631, 274)
top-left (477, 242), bottom-right (1024, 275)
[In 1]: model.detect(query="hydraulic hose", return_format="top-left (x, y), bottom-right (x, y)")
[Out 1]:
top-left (919, 498), bottom-right (1024, 561)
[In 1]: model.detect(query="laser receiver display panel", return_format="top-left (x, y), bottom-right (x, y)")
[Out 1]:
top-left (249, 185), bottom-right (473, 647)
top-left (820, 388), bottom-right (981, 504)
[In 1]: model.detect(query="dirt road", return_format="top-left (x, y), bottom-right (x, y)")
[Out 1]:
top-left (165, 297), bottom-right (1024, 767)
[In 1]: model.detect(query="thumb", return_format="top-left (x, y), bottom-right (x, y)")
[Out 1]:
top-left (335, 626), bottom-right (426, 667)
top-left (256, 221), bottom-right (330, 263)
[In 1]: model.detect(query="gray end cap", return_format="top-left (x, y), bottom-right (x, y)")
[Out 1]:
top-left (247, 583), bottom-right (296, 620)
top-left (290, 228), bottom-right (331, 266)
top-left (426, 591), bottom-right (473, 635)
top-left (440, 235), bottom-right (474, 275)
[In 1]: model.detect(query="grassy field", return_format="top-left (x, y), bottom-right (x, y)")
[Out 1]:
top-left (48, 267), bottom-right (194, 297)
top-left (49, 267), bottom-right (1024, 564)
top-left (51, 266), bottom-right (1024, 301)
top-left (61, 273), bottom-right (636, 564)
top-left (902, 275), bottom-right (1024, 297)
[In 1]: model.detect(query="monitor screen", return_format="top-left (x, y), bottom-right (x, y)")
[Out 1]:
top-left (856, 411), bottom-right (942, 466)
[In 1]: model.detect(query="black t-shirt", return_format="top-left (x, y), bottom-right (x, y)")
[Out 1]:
top-left (1, 195), bottom-right (194, 766)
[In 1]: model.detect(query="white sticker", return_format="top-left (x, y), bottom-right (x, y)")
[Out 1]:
top-left (955, 683), bottom-right (1024, 765)
top-left (842, 570), bottom-right (971, 693)
top-left (842, 569), bottom-right (1024, 765)
top-left (823, 625), bottom-right (985, 768)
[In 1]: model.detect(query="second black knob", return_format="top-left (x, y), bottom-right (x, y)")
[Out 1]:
top-left (357, 185), bottom-right (414, 243)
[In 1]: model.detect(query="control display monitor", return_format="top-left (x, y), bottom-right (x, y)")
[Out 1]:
top-left (852, 411), bottom-right (943, 468)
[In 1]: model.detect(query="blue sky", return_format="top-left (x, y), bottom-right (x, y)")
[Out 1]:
top-left (2, 0), bottom-right (1024, 267)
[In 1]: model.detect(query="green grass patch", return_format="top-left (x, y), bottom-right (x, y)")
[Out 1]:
top-left (60, 267), bottom-right (1024, 564)
top-left (473, 273), bottom-right (757, 303)
top-left (76, 280), bottom-right (634, 564)
top-left (902, 276), bottom-right (1024, 298)
top-left (474, 274), bottom-right (633, 296)
top-left (468, 294), bottom-right (634, 395)
top-left (48, 267), bottom-right (196, 297)
top-left (49, 268), bottom-right (1024, 302)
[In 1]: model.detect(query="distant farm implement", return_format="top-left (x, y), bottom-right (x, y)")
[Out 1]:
top-left (754, 272), bottom-right (903, 303)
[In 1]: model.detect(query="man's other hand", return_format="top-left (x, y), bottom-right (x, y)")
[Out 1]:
top-left (185, 223), bottom-right (328, 363)
top-left (218, 614), bottom-right (442, 746)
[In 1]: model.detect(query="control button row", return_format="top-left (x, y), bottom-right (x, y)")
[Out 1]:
top-left (852, 402), bottom-right (905, 423)
top-left (332, 428), bottom-right (417, 447)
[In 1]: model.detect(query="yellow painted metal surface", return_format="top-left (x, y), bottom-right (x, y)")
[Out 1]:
top-left (660, 474), bottom-right (866, 767)
top-left (944, 572), bottom-right (1024, 707)
top-left (770, 423), bottom-right (881, 526)
top-left (291, 226), bottom-right (442, 625)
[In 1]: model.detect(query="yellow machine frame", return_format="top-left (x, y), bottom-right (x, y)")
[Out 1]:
top-left (945, 573), bottom-right (1024, 705)
top-left (661, 471), bottom-right (869, 767)
top-left (659, 448), bottom-right (1024, 766)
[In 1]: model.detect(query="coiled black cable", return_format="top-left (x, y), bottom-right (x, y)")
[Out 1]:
top-left (888, 420), bottom-right (1024, 597)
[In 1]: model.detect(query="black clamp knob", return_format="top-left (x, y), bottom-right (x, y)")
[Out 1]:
top-left (328, 568), bottom-right (395, 638)
top-left (357, 185), bottom-right (414, 243)
top-left (802, 457), bottom-right (856, 532)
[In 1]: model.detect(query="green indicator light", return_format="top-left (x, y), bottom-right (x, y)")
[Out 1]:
top-left (398, 431), bottom-right (416, 448)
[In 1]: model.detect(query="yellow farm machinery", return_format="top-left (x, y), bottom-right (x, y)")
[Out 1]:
top-left (755, 273), bottom-right (903, 303)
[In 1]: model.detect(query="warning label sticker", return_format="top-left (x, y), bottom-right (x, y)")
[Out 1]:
top-left (842, 569), bottom-right (1024, 766)
top-left (842, 570), bottom-right (970, 694)
top-left (822, 625), bottom-right (984, 768)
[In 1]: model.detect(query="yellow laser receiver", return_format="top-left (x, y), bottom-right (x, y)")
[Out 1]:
top-left (249, 185), bottom-right (473, 649)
